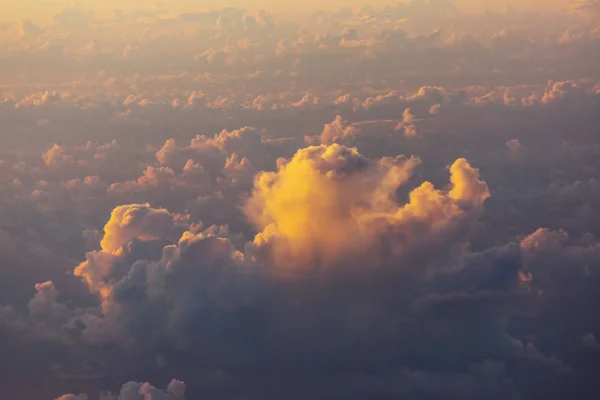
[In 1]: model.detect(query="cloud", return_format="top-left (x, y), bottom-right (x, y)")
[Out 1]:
top-left (65, 203), bottom-right (246, 353)
top-left (245, 144), bottom-right (488, 270)
top-left (58, 379), bottom-right (186, 400)
top-left (107, 163), bottom-right (213, 208)
top-left (44, 144), bottom-right (75, 166)
top-left (56, 395), bottom-right (87, 400)
top-left (506, 139), bottom-right (522, 151)
top-left (28, 281), bottom-right (69, 322)
top-left (573, 0), bottom-right (600, 16)
top-left (582, 333), bottom-right (599, 349)
top-left (99, 204), bottom-right (185, 253)
top-left (395, 108), bottom-right (419, 137)
top-left (306, 114), bottom-right (359, 145)
top-left (18, 18), bottom-right (42, 37)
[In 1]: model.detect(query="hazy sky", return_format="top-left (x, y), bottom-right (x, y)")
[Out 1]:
top-left (0, 0), bottom-right (574, 23)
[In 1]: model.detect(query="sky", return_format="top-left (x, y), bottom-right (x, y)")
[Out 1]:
top-left (0, 0), bottom-right (576, 22)
top-left (0, 0), bottom-right (600, 399)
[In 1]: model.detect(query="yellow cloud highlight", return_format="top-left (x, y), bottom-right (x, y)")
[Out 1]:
top-left (100, 203), bottom-right (178, 253)
top-left (245, 144), bottom-right (489, 270)
top-left (74, 203), bottom-right (182, 305)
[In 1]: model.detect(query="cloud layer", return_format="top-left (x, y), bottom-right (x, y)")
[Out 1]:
top-left (0, 1), bottom-right (599, 399)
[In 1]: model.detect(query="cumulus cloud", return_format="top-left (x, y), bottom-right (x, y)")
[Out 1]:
top-left (99, 204), bottom-right (185, 253)
top-left (307, 114), bottom-right (359, 145)
top-left (44, 144), bottom-right (75, 167)
top-left (114, 379), bottom-right (186, 400)
top-left (245, 144), bottom-right (488, 271)
top-left (395, 108), bottom-right (419, 137)
top-left (58, 379), bottom-right (186, 400)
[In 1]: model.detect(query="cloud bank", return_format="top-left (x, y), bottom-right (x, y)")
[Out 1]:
top-left (0, 1), bottom-right (599, 399)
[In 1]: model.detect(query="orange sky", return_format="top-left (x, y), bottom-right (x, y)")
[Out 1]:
top-left (0, 0), bottom-right (575, 23)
